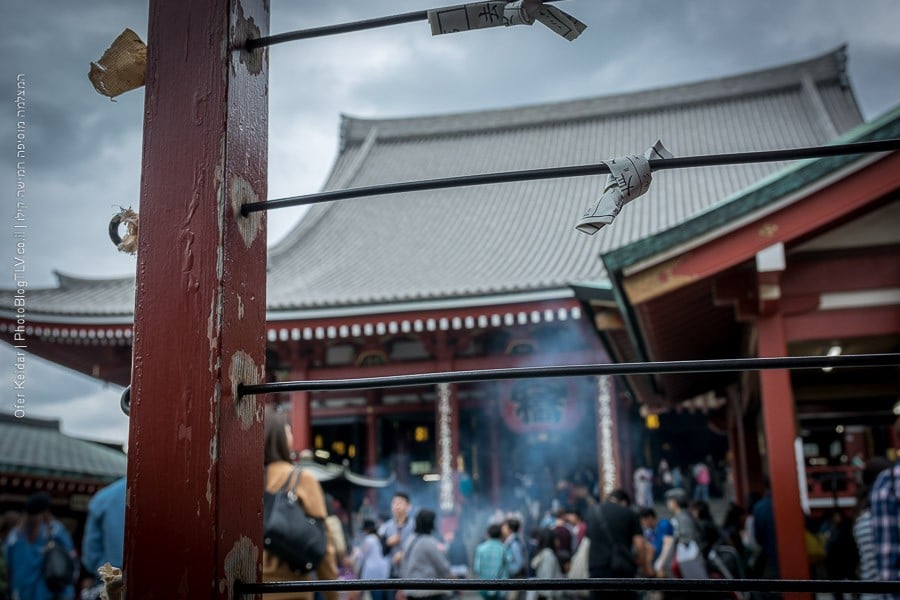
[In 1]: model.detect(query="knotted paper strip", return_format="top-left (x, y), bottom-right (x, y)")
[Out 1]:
top-left (576, 141), bottom-right (673, 235)
top-left (428, 0), bottom-right (586, 41)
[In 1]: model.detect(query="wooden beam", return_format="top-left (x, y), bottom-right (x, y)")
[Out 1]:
top-left (593, 309), bottom-right (625, 331)
top-left (623, 153), bottom-right (900, 304)
top-left (124, 1), bottom-right (268, 597)
top-left (782, 248), bottom-right (900, 297)
top-left (784, 305), bottom-right (900, 342)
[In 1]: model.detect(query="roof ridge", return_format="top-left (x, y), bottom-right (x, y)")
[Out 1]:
top-left (341, 45), bottom-right (849, 144)
top-left (53, 270), bottom-right (135, 288)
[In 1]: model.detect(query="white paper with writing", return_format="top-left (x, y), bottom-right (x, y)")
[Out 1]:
top-left (576, 141), bottom-right (673, 235)
top-left (428, 0), bottom-right (586, 41)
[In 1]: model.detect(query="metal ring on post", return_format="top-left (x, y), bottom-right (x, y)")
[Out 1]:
top-left (120, 385), bottom-right (131, 416)
top-left (109, 213), bottom-right (125, 247)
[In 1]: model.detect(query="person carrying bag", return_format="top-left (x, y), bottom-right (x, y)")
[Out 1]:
top-left (263, 407), bottom-right (338, 600)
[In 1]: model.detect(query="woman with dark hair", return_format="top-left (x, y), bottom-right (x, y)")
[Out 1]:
top-left (400, 509), bottom-right (452, 600)
top-left (263, 406), bottom-right (339, 600)
top-left (529, 529), bottom-right (563, 600)
top-left (355, 519), bottom-right (391, 600)
top-left (689, 499), bottom-right (721, 555)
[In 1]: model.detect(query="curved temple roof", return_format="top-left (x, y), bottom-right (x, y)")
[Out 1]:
top-left (0, 413), bottom-right (126, 480)
top-left (2, 47), bottom-right (864, 322)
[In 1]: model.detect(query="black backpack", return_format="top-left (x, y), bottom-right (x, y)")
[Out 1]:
top-left (43, 540), bottom-right (74, 593)
top-left (380, 533), bottom-right (392, 556)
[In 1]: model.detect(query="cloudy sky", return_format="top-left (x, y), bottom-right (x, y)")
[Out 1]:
top-left (3, 0), bottom-right (900, 446)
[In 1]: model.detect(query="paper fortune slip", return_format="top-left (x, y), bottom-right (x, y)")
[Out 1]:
top-left (428, 0), bottom-right (587, 41)
top-left (576, 141), bottom-right (673, 235)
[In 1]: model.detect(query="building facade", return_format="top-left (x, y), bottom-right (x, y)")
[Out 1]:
top-left (1, 48), bottom-right (885, 540)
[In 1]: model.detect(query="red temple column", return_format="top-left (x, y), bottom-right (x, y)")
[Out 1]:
top-left (489, 397), bottom-right (502, 507)
top-left (286, 352), bottom-right (312, 453)
top-left (758, 313), bottom-right (810, 588)
top-left (366, 405), bottom-right (378, 474)
top-left (125, 0), bottom-right (269, 597)
top-left (728, 390), bottom-right (749, 506)
top-left (365, 401), bottom-right (379, 505)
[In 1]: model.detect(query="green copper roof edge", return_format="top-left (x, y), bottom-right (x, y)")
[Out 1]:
top-left (602, 103), bottom-right (900, 274)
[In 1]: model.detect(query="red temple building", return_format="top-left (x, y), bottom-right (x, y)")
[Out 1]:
top-left (2, 45), bottom-right (898, 582)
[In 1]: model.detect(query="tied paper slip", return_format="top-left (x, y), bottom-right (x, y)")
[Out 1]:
top-left (428, 1), bottom-right (587, 41)
top-left (576, 141), bottom-right (673, 235)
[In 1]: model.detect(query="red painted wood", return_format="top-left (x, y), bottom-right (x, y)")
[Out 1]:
top-left (488, 401), bottom-right (501, 506)
top-left (757, 314), bottom-right (810, 590)
top-left (365, 408), bottom-right (378, 472)
top-left (782, 249), bottom-right (900, 296)
top-left (784, 305), bottom-right (900, 342)
top-left (125, 1), bottom-right (268, 597)
top-left (728, 392), bottom-right (749, 507)
top-left (290, 392), bottom-right (312, 453)
top-left (661, 153), bottom-right (900, 286)
top-left (289, 361), bottom-right (312, 453)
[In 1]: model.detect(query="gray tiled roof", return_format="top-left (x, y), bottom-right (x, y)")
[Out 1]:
top-left (0, 414), bottom-right (126, 479)
top-left (3, 47), bottom-right (864, 319)
top-left (267, 47), bottom-right (861, 310)
top-left (28, 272), bottom-right (136, 318)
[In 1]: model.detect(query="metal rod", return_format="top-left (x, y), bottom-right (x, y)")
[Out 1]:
top-left (239, 353), bottom-right (899, 396)
top-left (246, 10), bottom-right (427, 49)
top-left (234, 577), bottom-right (900, 595)
top-left (241, 139), bottom-right (900, 214)
top-left (245, 1), bottom-right (567, 49)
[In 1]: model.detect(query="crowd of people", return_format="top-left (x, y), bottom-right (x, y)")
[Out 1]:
top-left (0, 477), bottom-right (125, 600)
top-left (2, 414), bottom-right (898, 600)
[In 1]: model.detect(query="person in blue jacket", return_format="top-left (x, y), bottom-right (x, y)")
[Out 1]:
top-left (3, 493), bottom-right (76, 600)
top-left (81, 477), bottom-right (126, 581)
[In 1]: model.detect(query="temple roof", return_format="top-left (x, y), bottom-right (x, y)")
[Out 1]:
top-left (1, 47), bottom-right (865, 322)
top-left (0, 413), bottom-right (126, 480)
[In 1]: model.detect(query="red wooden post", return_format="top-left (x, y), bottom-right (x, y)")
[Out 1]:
top-left (124, 1), bottom-right (268, 597)
top-left (758, 314), bottom-right (810, 592)
top-left (289, 359), bottom-right (313, 453)
top-left (728, 391), bottom-right (749, 506)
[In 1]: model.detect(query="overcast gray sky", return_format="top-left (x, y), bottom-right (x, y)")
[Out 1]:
top-left (3, 0), bottom-right (900, 446)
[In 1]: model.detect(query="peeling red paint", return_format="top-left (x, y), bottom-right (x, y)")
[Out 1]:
top-left (124, 0), bottom-right (268, 597)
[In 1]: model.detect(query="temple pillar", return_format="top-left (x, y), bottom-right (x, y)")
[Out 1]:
top-left (727, 389), bottom-right (749, 506)
top-left (365, 395), bottom-right (379, 505)
top-left (489, 397), bottom-right (502, 507)
top-left (289, 356), bottom-right (312, 454)
top-left (758, 313), bottom-right (810, 587)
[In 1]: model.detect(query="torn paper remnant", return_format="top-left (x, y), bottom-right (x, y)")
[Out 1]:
top-left (98, 562), bottom-right (123, 600)
top-left (428, 0), bottom-right (586, 41)
top-left (89, 29), bottom-right (147, 100)
top-left (576, 141), bottom-right (673, 235)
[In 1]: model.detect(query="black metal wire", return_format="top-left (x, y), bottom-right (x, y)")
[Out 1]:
top-left (239, 353), bottom-right (899, 396)
top-left (245, 1), bottom-right (567, 50)
top-left (246, 10), bottom-right (426, 49)
top-left (241, 139), bottom-right (900, 215)
top-left (234, 577), bottom-right (900, 596)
